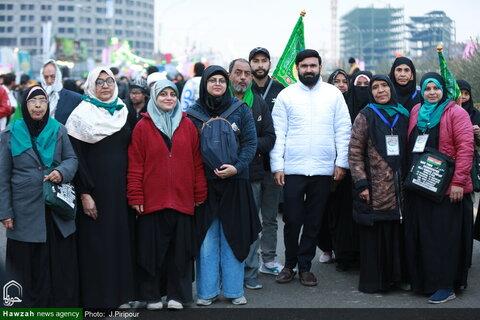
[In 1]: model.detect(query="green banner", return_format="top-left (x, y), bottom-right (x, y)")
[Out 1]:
top-left (272, 13), bottom-right (306, 87)
top-left (437, 45), bottom-right (461, 101)
top-left (1, 308), bottom-right (82, 320)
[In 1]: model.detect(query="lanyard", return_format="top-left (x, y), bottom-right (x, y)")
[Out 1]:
top-left (261, 78), bottom-right (273, 100)
top-left (369, 104), bottom-right (399, 132)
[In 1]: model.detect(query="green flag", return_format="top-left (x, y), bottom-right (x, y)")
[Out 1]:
top-left (272, 12), bottom-right (306, 87)
top-left (437, 44), bottom-right (461, 101)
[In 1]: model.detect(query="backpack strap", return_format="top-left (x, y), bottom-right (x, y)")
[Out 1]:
top-left (220, 100), bottom-right (244, 119)
top-left (186, 108), bottom-right (211, 123)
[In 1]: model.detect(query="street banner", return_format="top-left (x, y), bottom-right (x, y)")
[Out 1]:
top-left (272, 11), bottom-right (306, 87)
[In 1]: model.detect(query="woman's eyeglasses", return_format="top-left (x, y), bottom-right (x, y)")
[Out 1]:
top-left (27, 98), bottom-right (48, 106)
top-left (95, 78), bottom-right (115, 86)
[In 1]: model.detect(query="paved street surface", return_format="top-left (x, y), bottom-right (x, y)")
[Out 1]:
top-left (1, 213), bottom-right (479, 310)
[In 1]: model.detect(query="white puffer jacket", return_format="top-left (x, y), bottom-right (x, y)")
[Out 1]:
top-left (270, 79), bottom-right (351, 176)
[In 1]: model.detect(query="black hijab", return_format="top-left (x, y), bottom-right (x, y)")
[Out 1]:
top-left (327, 69), bottom-right (348, 98)
top-left (388, 57), bottom-right (419, 111)
top-left (368, 74), bottom-right (399, 107)
top-left (457, 79), bottom-right (474, 112)
top-left (345, 71), bottom-right (373, 123)
top-left (198, 65), bottom-right (234, 116)
top-left (21, 86), bottom-right (50, 137)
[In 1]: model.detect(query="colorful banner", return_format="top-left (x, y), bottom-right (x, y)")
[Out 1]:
top-left (54, 38), bottom-right (88, 61)
top-left (272, 11), bottom-right (306, 87)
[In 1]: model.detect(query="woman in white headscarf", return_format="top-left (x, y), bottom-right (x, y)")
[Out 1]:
top-left (65, 67), bottom-right (135, 308)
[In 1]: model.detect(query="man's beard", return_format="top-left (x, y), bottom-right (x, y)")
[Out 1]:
top-left (231, 82), bottom-right (248, 94)
top-left (252, 68), bottom-right (269, 80)
top-left (299, 72), bottom-right (320, 87)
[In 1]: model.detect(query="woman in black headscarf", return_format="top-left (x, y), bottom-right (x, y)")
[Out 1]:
top-left (389, 57), bottom-right (420, 112)
top-left (187, 65), bottom-right (260, 306)
top-left (348, 75), bottom-right (410, 293)
top-left (317, 69), bottom-right (354, 268)
top-left (345, 71), bottom-right (373, 123)
top-left (457, 80), bottom-right (480, 242)
top-left (0, 86), bottom-right (79, 307)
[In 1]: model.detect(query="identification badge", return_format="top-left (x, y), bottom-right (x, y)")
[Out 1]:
top-left (386, 135), bottom-right (400, 156)
top-left (413, 134), bottom-right (429, 153)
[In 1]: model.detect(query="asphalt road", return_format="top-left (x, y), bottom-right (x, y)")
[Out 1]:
top-left (1, 214), bottom-right (479, 310)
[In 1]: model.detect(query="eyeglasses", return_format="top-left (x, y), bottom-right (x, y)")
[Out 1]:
top-left (27, 98), bottom-right (48, 106)
top-left (207, 78), bottom-right (227, 85)
top-left (95, 78), bottom-right (115, 86)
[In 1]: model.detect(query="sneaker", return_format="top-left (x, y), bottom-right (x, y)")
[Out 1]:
top-left (319, 251), bottom-right (333, 263)
top-left (129, 300), bottom-right (147, 309)
top-left (260, 261), bottom-right (284, 275)
top-left (231, 296), bottom-right (247, 305)
top-left (244, 278), bottom-right (263, 290)
top-left (428, 289), bottom-right (456, 304)
top-left (167, 300), bottom-right (183, 310)
top-left (146, 300), bottom-right (163, 310)
top-left (118, 303), bottom-right (131, 309)
top-left (196, 296), bottom-right (218, 306)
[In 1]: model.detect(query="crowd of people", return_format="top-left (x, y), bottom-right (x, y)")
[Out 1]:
top-left (0, 47), bottom-right (480, 310)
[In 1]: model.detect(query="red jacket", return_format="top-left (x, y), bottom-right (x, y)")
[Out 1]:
top-left (127, 112), bottom-right (207, 215)
top-left (408, 101), bottom-right (474, 194)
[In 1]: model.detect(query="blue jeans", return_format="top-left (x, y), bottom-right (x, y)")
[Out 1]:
top-left (196, 218), bottom-right (244, 299)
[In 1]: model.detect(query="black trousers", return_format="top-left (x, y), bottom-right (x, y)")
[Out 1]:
top-left (6, 210), bottom-right (79, 307)
top-left (136, 210), bottom-right (194, 304)
top-left (283, 175), bottom-right (331, 272)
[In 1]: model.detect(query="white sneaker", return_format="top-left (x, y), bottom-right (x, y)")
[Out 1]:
top-left (146, 300), bottom-right (163, 310)
top-left (196, 296), bottom-right (217, 306)
top-left (319, 251), bottom-right (333, 263)
top-left (231, 296), bottom-right (247, 305)
top-left (259, 261), bottom-right (284, 275)
top-left (118, 303), bottom-right (131, 309)
top-left (167, 300), bottom-right (183, 310)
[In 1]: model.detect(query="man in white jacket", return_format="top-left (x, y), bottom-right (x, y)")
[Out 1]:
top-left (271, 49), bottom-right (351, 286)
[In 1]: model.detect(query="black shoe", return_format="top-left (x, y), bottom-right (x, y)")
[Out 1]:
top-left (275, 267), bottom-right (296, 283)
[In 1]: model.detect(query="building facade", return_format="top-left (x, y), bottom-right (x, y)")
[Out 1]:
top-left (0, 0), bottom-right (155, 60)
top-left (340, 6), bottom-right (404, 71)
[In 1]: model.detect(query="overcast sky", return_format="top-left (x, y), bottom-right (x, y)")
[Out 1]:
top-left (156, 0), bottom-right (478, 64)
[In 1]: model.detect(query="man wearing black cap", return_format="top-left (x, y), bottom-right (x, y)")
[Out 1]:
top-left (248, 47), bottom-right (286, 277)
top-left (270, 49), bottom-right (351, 286)
top-left (126, 83), bottom-right (148, 127)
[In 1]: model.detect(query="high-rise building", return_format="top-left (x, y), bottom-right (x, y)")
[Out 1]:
top-left (0, 0), bottom-right (155, 60)
top-left (340, 6), bottom-right (404, 71)
top-left (407, 11), bottom-right (455, 57)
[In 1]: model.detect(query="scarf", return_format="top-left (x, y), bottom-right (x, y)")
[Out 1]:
top-left (345, 71), bottom-right (373, 123)
top-left (388, 57), bottom-right (418, 110)
top-left (40, 59), bottom-right (63, 117)
top-left (81, 94), bottom-right (124, 115)
top-left (198, 66), bottom-right (234, 117)
top-left (10, 118), bottom-right (60, 167)
top-left (147, 79), bottom-right (183, 139)
top-left (65, 66), bottom-right (128, 143)
top-left (457, 79), bottom-right (475, 116)
top-left (417, 74), bottom-right (450, 132)
top-left (367, 75), bottom-right (410, 117)
top-left (228, 82), bottom-right (254, 108)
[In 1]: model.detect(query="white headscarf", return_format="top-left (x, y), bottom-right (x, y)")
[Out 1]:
top-left (65, 66), bottom-right (128, 144)
top-left (40, 59), bottom-right (63, 117)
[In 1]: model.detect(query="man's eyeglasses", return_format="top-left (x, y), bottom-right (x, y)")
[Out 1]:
top-left (207, 78), bottom-right (227, 85)
top-left (27, 98), bottom-right (48, 106)
top-left (95, 78), bottom-right (115, 87)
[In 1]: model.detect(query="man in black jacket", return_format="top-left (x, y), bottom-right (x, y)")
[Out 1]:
top-left (229, 58), bottom-right (276, 290)
top-left (249, 48), bottom-right (285, 276)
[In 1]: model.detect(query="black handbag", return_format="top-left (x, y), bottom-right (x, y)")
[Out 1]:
top-left (404, 147), bottom-right (454, 203)
top-left (31, 141), bottom-right (77, 220)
